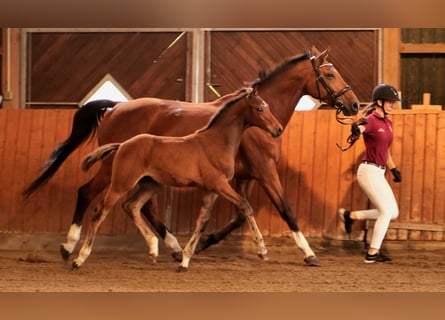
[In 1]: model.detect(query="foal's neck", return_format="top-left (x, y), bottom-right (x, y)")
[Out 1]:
top-left (201, 101), bottom-right (250, 153)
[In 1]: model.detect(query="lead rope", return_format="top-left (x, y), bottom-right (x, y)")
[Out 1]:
top-left (336, 118), bottom-right (368, 151)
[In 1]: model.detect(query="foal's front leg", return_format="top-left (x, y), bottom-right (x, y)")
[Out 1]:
top-left (141, 193), bottom-right (183, 262)
top-left (216, 182), bottom-right (268, 260)
top-left (178, 192), bottom-right (219, 272)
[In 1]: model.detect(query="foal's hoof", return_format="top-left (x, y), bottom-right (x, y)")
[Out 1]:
top-left (304, 255), bottom-right (320, 266)
top-left (60, 245), bottom-right (71, 261)
top-left (171, 251), bottom-right (183, 262)
top-left (258, 253), bottom-right (269, 261)
top-left (148, 254), bottom-right (157, 264)
top-left (177, 266), bottom-right (188, 273)
top-left (71, 261), bottom-right (81, 270)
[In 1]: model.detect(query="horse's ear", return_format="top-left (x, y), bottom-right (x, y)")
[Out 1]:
top-left (318, 47), bottom-right (329, 60)
top-left (310, 45), bottom-right (320, 57)
top-left (312, 47), bottom-right (329, 67)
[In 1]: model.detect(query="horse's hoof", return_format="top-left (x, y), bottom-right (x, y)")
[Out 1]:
top-left (304, 255), bottom-right (320, 266)
top-left (71, 261), bottom-right (80, 270)
top-left (171, 251), bottom-right (183, 262)
top-left (148, 254), bottom-right (157, 264)
top-left (177, 265), bottom-right (188, 273)
top-left (60, 245), bottom-right (71, 261)
top-left (258, 253), bottom-right (269, 261)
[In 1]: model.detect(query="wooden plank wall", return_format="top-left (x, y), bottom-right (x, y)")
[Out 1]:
top-left (27, 31), bottom-right (189, 107)
top-left (1, 108), bottom-right (444, 242)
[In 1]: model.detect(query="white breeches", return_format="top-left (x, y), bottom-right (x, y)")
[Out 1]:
top-left (355, 163), bottom-right (399, 250)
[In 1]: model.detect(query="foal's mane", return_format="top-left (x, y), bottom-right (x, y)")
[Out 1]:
top-left (197, 87), bottom-right (250, 133)
top-left (252, 52), bottom-right (308, 87)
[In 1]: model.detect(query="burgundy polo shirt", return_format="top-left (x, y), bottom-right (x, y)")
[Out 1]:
top-left (361, 111), bottom-right (393, 167)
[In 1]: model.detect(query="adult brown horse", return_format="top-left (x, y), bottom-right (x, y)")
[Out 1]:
top-left (24, 46), bottom-right (360, 266)
top-left (72, 87), bottom-right (283, 271)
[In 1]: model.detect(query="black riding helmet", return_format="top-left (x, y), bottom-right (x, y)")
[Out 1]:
top-left (372, 83), bottom-right (401, 102)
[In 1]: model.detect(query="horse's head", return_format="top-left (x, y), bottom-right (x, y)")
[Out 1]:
top-left (245, 87), bottom-right (283, 138)
top-left (307, 46), bottom-right (360, 120)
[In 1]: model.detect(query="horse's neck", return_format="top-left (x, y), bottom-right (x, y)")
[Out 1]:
top-left (257, 62), bottom-right (308, 128)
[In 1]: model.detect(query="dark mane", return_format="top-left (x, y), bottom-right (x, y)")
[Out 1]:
top-left (252, 52), bottom-right (308, 87)
top-left (197, 88), bottom-right (249, 132)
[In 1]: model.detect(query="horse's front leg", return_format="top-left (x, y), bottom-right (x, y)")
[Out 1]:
top-left (178, 192), bottom-right (219, 272)
top-left (257, 171), bottom-right (319, 266)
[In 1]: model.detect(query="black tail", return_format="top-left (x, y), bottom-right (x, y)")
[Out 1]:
top-left (23, 99), bottom-right (117, 197)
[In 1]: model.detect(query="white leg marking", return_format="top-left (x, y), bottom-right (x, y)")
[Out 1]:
top-left (291, 231), bottom-right (315, 257)
top-left (73, 242), bottom-right (92, 268)
top-left (148, 236), bottom-right (159, 258)
top-left (62, 224), bottom-right (82, 253)
top-left (164, 231), bottom-right (183, 253)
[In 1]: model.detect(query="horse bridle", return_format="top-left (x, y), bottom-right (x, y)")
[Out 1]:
top-left (308, 52), bottom-right (363, 151)
top-left (308, 52), bottom-right (353, 125)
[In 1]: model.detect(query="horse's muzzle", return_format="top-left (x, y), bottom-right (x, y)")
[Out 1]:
top-left (339, 100), bottom-right (359, 116)
top-left (271, 126), bottom-right (283, 138)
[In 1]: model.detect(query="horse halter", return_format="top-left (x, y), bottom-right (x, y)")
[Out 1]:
top-left (308, 53), bottom-right (352, 125)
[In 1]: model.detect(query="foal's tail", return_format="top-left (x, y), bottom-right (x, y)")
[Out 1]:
top-left (23, 99), bottom-right (117, 197)
top-left (81, 143), bottom-right (121, 172)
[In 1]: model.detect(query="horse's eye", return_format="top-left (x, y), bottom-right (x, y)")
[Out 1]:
top-left (326, 73), bottom-right (335, 80)
top-left (256, 107), bottom-right (263, 112)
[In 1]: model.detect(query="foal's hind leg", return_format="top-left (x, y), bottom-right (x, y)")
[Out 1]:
top-left (61, 164), bottom-right (111, 260)
top-left (122, 179), bottom-right (162, 263)
top-left (72, 187), bottom-right (122, 269)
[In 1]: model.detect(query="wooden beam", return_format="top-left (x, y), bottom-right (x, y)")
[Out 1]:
top-left (1, 28), bottom-right (21, 109)
top-left (411, 92), bottom-right (442, 110)
top-left (367, 221), bottom-right (444, 232)
top-left (382, 28), bottom-right (401, 90)
top-left (401, 43), bottom-right (445, 54)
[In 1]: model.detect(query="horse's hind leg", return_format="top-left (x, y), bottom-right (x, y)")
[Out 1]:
top-left (141, 193), bottom-right (183, 262)
top-left (122, 178), bottom-right (162, 263)
top-left (61, 164), bottom-right (111, 260)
